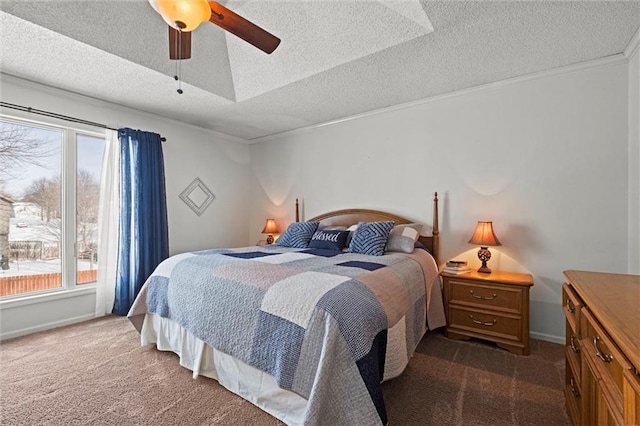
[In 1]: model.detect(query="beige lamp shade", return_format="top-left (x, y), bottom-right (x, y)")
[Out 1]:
top-left (262, 219), bottom-right (279, 234)
top-left (468, 221), bottom-right (502, 247)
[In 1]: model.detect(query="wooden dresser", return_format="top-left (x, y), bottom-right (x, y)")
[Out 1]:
top-left (441, 269), bottom-right (534, 355)
top-left (563, 270), bottom-right (640, 425)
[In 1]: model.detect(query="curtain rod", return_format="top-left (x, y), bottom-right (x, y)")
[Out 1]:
top-left (0, 101), bottom-right (166, 142)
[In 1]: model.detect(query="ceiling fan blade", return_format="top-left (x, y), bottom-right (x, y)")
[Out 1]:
top-left (208, 1), bottom-right (280, 54)
top-left (168, 26), bottom-right (192, 60)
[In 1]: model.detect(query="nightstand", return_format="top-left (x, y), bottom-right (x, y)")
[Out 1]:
top-left (441, 269), bottom-right (534, 355)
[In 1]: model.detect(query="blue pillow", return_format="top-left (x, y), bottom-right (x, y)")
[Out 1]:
top-left (276, 222), bottom-right (319, 248)
top-left (308, 230), bottom-right (349, 251)
top-left (348, 221), bottom-right (395, 256)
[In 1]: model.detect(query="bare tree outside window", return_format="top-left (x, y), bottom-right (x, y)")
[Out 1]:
top-left (77, 169), bottom-right (100, 256)
top-left (0, 122), bottom-right (57, 189)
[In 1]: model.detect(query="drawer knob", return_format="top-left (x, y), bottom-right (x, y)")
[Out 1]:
top-left (570, 335), bottom-right (580, 353)
top-left (593, 336), bottom-right (614, 363)
top-left (469, 314), bottom-right (497, 326)
top-left (569, 377), bottom-right (580, 398)
top-left (469, 290), bottom-right (497, 300)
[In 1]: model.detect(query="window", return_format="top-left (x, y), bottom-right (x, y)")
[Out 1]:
top-left (0, 117), bottom-right (105, 297)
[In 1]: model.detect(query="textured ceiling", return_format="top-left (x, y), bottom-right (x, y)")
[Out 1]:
top-left (1, 1), bottom-right (639, 141)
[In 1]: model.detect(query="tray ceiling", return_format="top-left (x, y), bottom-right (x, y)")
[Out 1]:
top-left (1, 1), bottom-right (639, 141)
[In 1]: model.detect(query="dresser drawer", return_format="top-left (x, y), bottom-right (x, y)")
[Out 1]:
top-left (566, 319), bottom-right (582, 381)
top-left (448, 280), bottom-right (522, 314)
top-left (448, 306), bottom-right (521, 341)
top-left (581, 309), bottom-right (632, 394)
top-left (623, 369), bottom-right (640, 426)
top-left (563, 283), bottom-right (582, 333)
top-left (565, 358), bottom-right (581, 426)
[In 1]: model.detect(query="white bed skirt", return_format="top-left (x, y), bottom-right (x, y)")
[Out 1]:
top-left (141, 313), bottom-right (308, 425)
top-left (140, 312), bottom-right (416, 425)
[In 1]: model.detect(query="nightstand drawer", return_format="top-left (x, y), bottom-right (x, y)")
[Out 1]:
top-left (448, 280), bottom-right (522, 314)
top-left (448, 306), bottom-right (521, 342)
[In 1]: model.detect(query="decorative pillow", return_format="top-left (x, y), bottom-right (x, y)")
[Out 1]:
top-left (308, 229), bottom-right (349, 251)
top-left (385, 223), bottom-right (423, 253)
top-left (276, 221), bottom-right (319, 248)
top-left (348, 221), bottom-right (395, 256)
top-left (345, 223), bottom-right (359, 248)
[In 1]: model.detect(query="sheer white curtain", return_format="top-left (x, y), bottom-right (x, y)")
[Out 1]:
top-left (95, 129), bottom-right (120, 317)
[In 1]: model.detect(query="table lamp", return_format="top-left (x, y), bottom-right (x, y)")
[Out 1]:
top-left (262, 219), bottom-right (279, 244)
top-left (468, 221), bottom-right (502, 273)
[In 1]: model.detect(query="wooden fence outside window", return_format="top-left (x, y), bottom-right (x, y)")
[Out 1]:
top-left (0, 269), bottom-right (97, 296)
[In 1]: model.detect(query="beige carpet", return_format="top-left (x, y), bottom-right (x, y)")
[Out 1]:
top-left (0, 316), bottom-right (570, 425)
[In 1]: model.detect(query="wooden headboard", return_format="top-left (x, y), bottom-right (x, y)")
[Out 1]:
top-left (296, 193), bottom-right (440, 264)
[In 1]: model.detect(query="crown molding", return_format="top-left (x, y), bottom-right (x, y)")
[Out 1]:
top-left (624, 26), bottom-right (640, 60)
top-left (249, 54), bottom-right (628, 144)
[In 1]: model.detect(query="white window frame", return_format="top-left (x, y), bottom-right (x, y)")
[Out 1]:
top-left (0, 114), bottom-right (105, 304)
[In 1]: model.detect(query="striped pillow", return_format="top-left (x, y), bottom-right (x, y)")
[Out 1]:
top-left (385, 223), bottom-right (423, 253)
top-left (276, 221), bottom-right (319, 248)
top-left (348, 221), bottom-right (395, 256)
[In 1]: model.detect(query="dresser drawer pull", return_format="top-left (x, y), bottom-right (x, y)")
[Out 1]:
top-left (569, 377), bottom-right (580, 398)
top-left (593, 336), bottom-right (614, 363)
top-left (566, 299), bottom-right (575, 314)
top-left (469, 315), bottom-right (497, 326)
top-left (570, 335), bottom-right (580, 353)
top-left (469, 290), bottom-right (497, 300)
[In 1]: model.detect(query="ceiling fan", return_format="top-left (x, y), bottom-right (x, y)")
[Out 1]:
top-left (148, 0), bottom-right (281, 60)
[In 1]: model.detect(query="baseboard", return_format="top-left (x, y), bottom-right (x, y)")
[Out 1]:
top-left (531, 331), bottom-right (564, 345)
top-left (0, 313), bottom-right (96, 341)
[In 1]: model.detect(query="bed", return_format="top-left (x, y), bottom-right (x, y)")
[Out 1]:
top-left (128, 193), bottom-right (445, 425)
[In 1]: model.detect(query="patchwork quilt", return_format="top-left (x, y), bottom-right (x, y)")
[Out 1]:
top-left (128, 245), bottom-right (445, 425)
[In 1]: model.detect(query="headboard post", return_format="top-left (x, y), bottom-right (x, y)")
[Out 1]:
top-left (295, 198), bottom-right (299, 222)
top-left (432, 192), bottom-right (440, 265)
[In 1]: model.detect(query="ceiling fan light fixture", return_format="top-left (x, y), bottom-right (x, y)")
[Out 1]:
top-left (149, 0), bottom-right (211, 32)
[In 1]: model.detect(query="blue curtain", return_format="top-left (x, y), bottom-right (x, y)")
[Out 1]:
top-left (113, 128), bottom-right (169, 315)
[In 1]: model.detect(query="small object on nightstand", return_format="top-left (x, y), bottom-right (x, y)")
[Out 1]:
top-left (443, 260), bottom-right (471, 274)
top-left (256, 239), bottom-right (267, 246)
top-left (441, 269), bottom-right (534, 355)
top-left (261, 219), bottom-right (279, 245)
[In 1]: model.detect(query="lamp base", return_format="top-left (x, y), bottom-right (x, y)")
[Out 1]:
top-left (477, 247), bottom-right (492, 274)
top-left (266, 234), bottom-right (274, 245)
top-left (477, 264), bottom-right (492, 274)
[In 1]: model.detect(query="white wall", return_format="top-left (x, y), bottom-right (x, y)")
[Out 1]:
top-left (0, 75), bottom-right (252, 339)
top-left (249, 59), bottom-right (631, 343)
top-left (2, 54), bottom-right (636, 342)
top-left (628, 48), bottom-right (640, 275)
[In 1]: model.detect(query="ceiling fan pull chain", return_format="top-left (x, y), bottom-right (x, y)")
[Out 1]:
top-left (174, 62), bottom-right (183, 95)
top-left (174, 30), bottom-right (184, 95)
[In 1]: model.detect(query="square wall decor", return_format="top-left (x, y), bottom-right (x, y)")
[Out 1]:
top-left (179, 178), bottom-right (215, 216)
